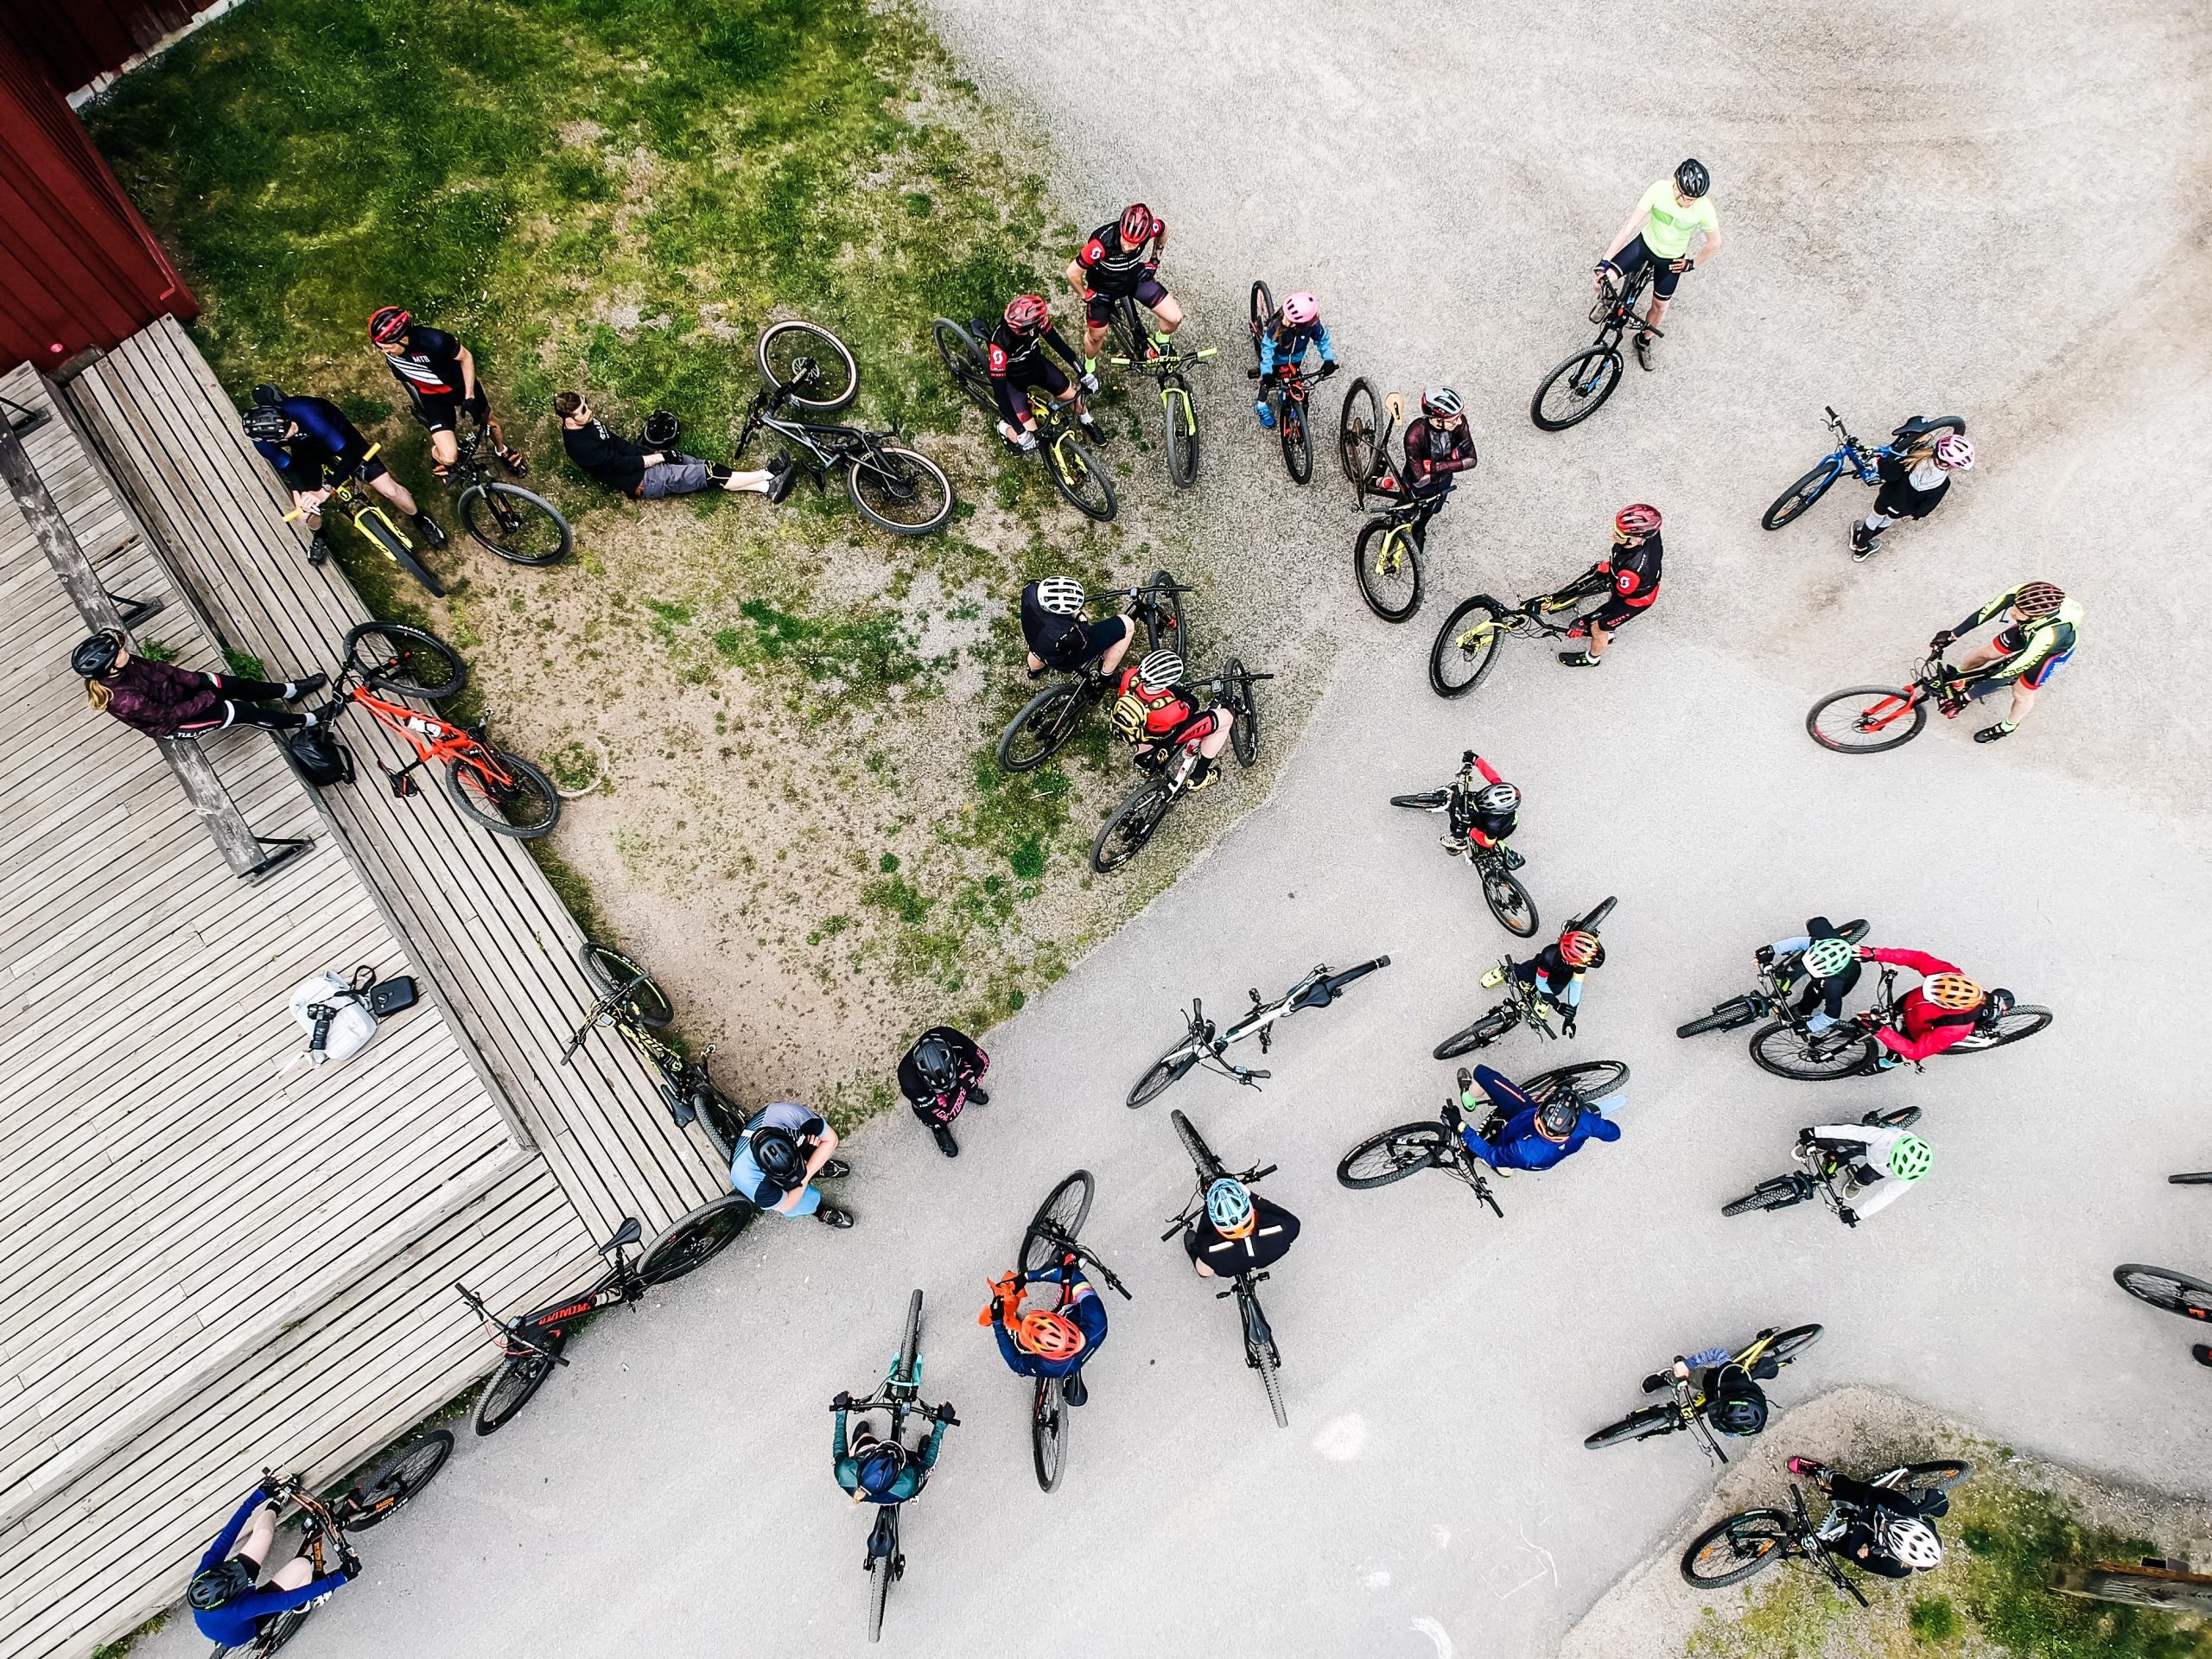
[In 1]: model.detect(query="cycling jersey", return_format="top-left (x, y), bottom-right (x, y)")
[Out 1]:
top-left (1456, 1065), bottom-right (1619, 1171)
top-left (1631, 178), bottom-right (1718, 260)
top-left (1804, 1123), bottom-right (1920, 1221)
top-left (1511, 942), bottom-right (1585, 1008)
top-left (562, 418), bottom-right (653, 496)
top-left (1402, 416), bottom-right (1475, 496)
top-left (1860, 947), bottom-right (1980, 1063)
top-left (1256, 320), bottom-right (1335, 378)
top-left (728, 1102), bottom-right (826, 1206)
top-left (991, 1268), bottom-right (1109, 1381)
top-left (1452, 752), bottom-right (1516, 847)
top-left (987, 321), bottom-right (1081, 424)
top-left (253, 397), bottom-right (372, 489)
top-left (1597, 533), bottom-right (1662, 610)
top-left (380, 325), bottom-right (467, 399)
top-left (1077, 215), bottom-right (1166, 296)
top-left (1767, 927), bottom-right (1861, 1030)
top-left (1954, 590), bottom-right (2082, 689)
top-left (1185, 1194), bottom-right (1299, 1274)
top-left (1872, 452), bottom-right (1948, 520)
top-left (1110, 664), bottom-right (1217, 750)
top-left (896, 1027), bottom-right (987, 1127)
top-left (1823, 1471), bottom-right (1948, 1577)
top-left (191, 1489), bottom-right (350, 1646)
top-left (833, 1409), bottom-right (947, 1505)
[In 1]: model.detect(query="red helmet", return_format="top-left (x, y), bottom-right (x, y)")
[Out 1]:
top-left (1002, 294), bottom-right (1050, 334)
top-left (1614, 503), bottom-right (1662, 537)
top-left (1558, 930), bottom-right (1601, 968)
top-left (1119, 202), bottom-right (1155, 245)
top-left (367, 306), bottom-right (411, 345)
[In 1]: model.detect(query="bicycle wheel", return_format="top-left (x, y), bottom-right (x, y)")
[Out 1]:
top-left (1109, 299), bottom-right (1147, 367)
top-left (1681, 1510), bottom-right (1794, 1586)
top-left (896, 1288), bottom-right (925, 1383)
top-left (447, 747), bottom-right (562, 838)
top-left (1032, 1377), bottom-right (1069, 1492)
top-left (1946, 1005), bottom-right (2052, 1053)
top-left (1225, 656), bottom-right (1259, 767)
top-left (1677, 998), bottom-right (1759, 1039)
top-left (359, 511), bottom-right (445, 596)
top-left (1751, 1020), bottom-right (1874, 1081)
top-left (1722, 1177), bottom-right (1808, 1217)
top-left (1864, 1105), bottom-right (1923, 1129)
top-left (1091, 779), bottom-right (1175, 873)
top-left (1762, 1324), bottom-right (1825, 1367)
top-left (1807, 686), bottom-right (1929, 753)
top-left (1281, 397), bottom-right (1313, 484)
top-left (1389, 790), bottom-right (1449, 810)
top-left (639, 1195), bottom-right (753, 1283)
top-left (1171, 1108), bottom-right (1224, 1181)
top-left (849, 447), bottom-right (953, 535)
top-left (1338, 375), bottom-right (1382, 499)
top-left (1354, 518), bottom-right (1423, 622)
top-left (759, 319), bottom-right (856, 412)
top-left (1531, 346), bottom-right (1623, 431)
top-left (1127, 1036), bottom-right (1201, 1109)
top-left (1255, 1336), bottom-right (1287, 1429)
top-left (474, 1333), bottom-right (566, 1434)
top-left (578, 941), bottom-right (676, 1027)
top-left (1022, 1171), bottom-right (1096, 1273)
top-left (997, 680), bottom-right (1090, 772)
top-left (1481, 865), bottom-right (1538, 938)
top-left (1761, 459), bottom-right (1846, 531)
top-left (1163, 378), bottom-right (1199, 487)
top-left (459, 482), bottom-right (571, 565)
top-left (691, 1082), bottom-right (748, 1166)
top-left (1337, 1122), bottom-right (1450, 1189)
top-left (1249, 278), bottom-right (1274, 349)
top-left (1428, 595), bottom-right (1504, 697)
top-left (1889, 1460), bottom-right (1974, 1497)
top-left (2114, 1264), bottom-right (2212, 1320)
top-left (1147, 567), bottom-right (1186, 658)
top-left (867, 1539), bottom-right (893, 1643)
top-left (1585, 1405), bottom-right (1678, 1449)
top-left (1433, 1005), bottom-right (1516, 1060)
top-left (256, 1607), bottom-right (315, 1655)
top-left (931, 317), bottom-right (994, 412)
top-left (1521, 1060), bottom-right (1630, 1104)
top-left (1046, 430), bottom-right (1116, 520)
top-left (346, 622), bottom-right (467, 701)
top-left (342, 1430), bottom-right (454, 1529)
top-left (2171, 1173), bottom-right (2212, 1185)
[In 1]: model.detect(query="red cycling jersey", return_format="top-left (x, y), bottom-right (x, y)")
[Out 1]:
top-left (1862, 947), bottom-right (1979, 1062)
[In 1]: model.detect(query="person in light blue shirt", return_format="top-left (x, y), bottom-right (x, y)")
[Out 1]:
top-left (1758, 915), bottom-right (1864, 1033)
top-left (728, 1101), bottom-right (853, 1227)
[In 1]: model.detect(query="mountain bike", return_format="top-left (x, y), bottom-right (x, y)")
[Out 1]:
top-left (931, 317), bottom-right (1115, 520)
top-left (1244, 279), bottom-right (1338, 484)
top-left (1721, 1106), bottom-right (1923, 1220)
top-left (1427, 581), bottom-right (1597, 698)
top-left (1104, 297), bottom-right (1217, 488)
top-left (1761, 409), bottom-right (1967, 532)
top-left (1388, 752), bottom-right (1538, 936)
top-left (1337, 377), bottom-right (1399, 508)
top-left (1336, 1059), bottom-right (1629, 1214)
top-left (1433, 896), bottom-right (1615, 1059)
top-left (1017, 1171), bottom-right (1133, 1492)
top-left (1740, 962), bottom-right (2050, 1082)
top-left (212, 1442), bottom-right (453, 1655)
top-left (1675, 918), bottom-right (1871, 1066)
top-left (737, 319), bottom-right (953, 535)
top-left (1162, 1110), bottom-right (1288, 1427)
top-left (1090, 660), bottom-right (1272, 873)
top-left (836, 1290), bottom-right (960, 1642)
top-left (1353, 492), bottom-right (1438, 623)
top-left (315, 622), bottom-right (559, 837)
top-left (1807, 652), bottom-right (1989, 753)
top-left (444, 423), bottom-right (570, 565)
top-left (1529, 263), bottom-right (1656, 431)
top-left (1128, 957), bottom-right (1391, 1107)
top-left (995, 571), bottom-right (1189, 772)
top-left (284, 442), bottom-right (442, 595)
top-left (1585, 1324), bottom-right (1824, 1462)
top-left (1681, 1460), bottom-right (1972, 1595)
top-left (563, 939), bottom-right (748, 1163)
top-left (454, 1199), bottom-right (753, 1434)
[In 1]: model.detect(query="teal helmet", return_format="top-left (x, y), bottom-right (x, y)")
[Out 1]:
top-left (1802, 936), bottom-right (1857, 979)
top-left (1886, 1135), bottom-right (1933, 1182)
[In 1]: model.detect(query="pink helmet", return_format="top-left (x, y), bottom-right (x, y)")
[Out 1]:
top-left (1933, 433), bottom-right (1974, 471)
top-left (1281, 292), bottom-right (1319, 327)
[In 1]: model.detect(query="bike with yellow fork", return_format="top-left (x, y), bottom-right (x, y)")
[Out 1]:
top-left (283, 442), bottom-right (443, 596)
top-left (1103, 296), bottom-right (1217, 487)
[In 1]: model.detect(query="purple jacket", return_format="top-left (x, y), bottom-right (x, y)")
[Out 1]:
top-left (99, 658), bottom-right (224, 738)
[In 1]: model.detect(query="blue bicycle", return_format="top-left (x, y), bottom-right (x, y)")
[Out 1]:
top-left (1760, 406), bottom-right (1965, 531)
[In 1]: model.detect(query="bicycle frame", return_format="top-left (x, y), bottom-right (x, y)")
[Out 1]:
top-left (1587, 264), bottom-right (1657, 350)
top-left (455, 1224), bottom-right (644, 1368)
top-left (736, 385), bottom-right (897, 479)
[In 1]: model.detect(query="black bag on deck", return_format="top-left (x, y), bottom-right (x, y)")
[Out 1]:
top-left (287, 723), bottom-right (355, 788)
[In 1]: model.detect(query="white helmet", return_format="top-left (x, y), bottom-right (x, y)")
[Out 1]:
top-left (1135, 650), bottom-right (1184, 691)
top-left (1035, 576), bottom-right (1085, 617)
top-left (1421, 386), bottom-right (1463, 419)
top-left (1932, 433), bottom-right (1974, 472)
top-left (1883, 1516), bottom-right (1943, 1569)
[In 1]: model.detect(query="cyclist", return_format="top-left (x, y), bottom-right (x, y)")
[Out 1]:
top-left (1066, 201), bottom-right (1184, 372)
top-left (1642, 1345), bottom-right (1776, 1439)
top-left (1850, 431), bottom-right (1974, 560)
top-left (988, 294), bottom-right (1107, 454)
top-left (1185, 1175), bottom-right (1300, 1280)
top-left (1441, 750), bottom-right (1523, 869)
top-left (728, 1103), bottom-right (853, 1226)
top-left (72, 629), bottom-right (327, 740)
top-left (1853, 945), bottom-right (1985, 1070)
top-left (1929, 579), bottom-right (2080, 743)
top-left (1786, 1459), bottom-right (1949, 1577)
top-left (553, 391), bottom-right (791, 501)
top-left (1252, 290), bottom-right (1338, 429)
top-left (1376, 387), bottom-right (1476, 551)
top-left (981, 1255), bottom-right (1109, 1407)
top-left (1020, 575), bottom-right (1134, 682)
top-left (1793, 1122), bottom-right (1933, 1226)
top-left (1595, 157), bottom-right (1725, 370)
top-left (1485, 925), bottom-right (1603, 1035)
top-left (1758, 917), bottom-right (1863, 1033)
top-left (366, 306), bottom-right (527, 479)
top-left (1555, 504), bottom-right (1662, 668)
top-left (188, 1480), bottom-right (355, 1649)
top-left (1450, 1063), bottom-right (1620, 1172)
top-left (243, 389), bottom-right (448, 563)
top-left (896, 1025), bottom-right (989, 1159)
top-left (830, 1392), bottom-right (954, 1504)
top-left (1109, 649), bottom-right (1235, 794)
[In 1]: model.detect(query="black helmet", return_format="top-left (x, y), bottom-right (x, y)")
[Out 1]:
top-left (641, 410), bottom-right (682, 450)
top-left (748, 1125), bottom-right (804, 1185)
top-left (1675, 157), bottom-right (1711, 199)
top-left (251, 382), bottom-right (284, 407)
top-left (912, 1034), bottom-right (957, 1093)
top-left (1535, 1097), bottom-right (1581, 1139)
top-left (71, 629), bottom-right (124, 678)
top-left (242, 403), bottom-right (290, 442)
top-left (1707, 1366), bottom-right (1768, 1435)
top-left (188, 1559), bottom-right (257, 1610)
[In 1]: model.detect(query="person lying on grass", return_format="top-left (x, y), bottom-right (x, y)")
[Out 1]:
top-left (553, 391), bottom-right (793, 502)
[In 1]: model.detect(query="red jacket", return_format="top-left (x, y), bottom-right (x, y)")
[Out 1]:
top-left (99, 658), bottom-right (224, 738)
top-left (1863, 947), bottom-right (1978, 1062)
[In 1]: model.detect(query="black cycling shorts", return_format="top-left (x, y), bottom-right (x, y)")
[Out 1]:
top-left (994, 357), bottom-right (1072, 423)
top-left (1587, 598), bottom-right (1649, 633)
top-left (1611, 234), bottom-right (1685, 300)
top-left (1085, 274), bottom-right (1169, 327)
top-left (1872, 474), bottom-right (1946, 520)
top-left (410, 385), bottom-right (491, 435)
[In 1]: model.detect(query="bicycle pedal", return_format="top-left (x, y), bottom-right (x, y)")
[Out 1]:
top-left (386, 769), bottom-right (418, 798)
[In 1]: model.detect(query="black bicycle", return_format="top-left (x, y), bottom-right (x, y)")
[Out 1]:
top-left (454, 1199), bottom-right (753, 1434)
top-left (1433, 896), bottom-right (1615, 1059)
top-left (1585, 1324), bottom-right (1824, 1462)
top-left (1675, 919), bottom-right (1871, 1070)
top-left (1681, 1460), bottom-right (1972, 1595)
top-left (995, 571), bottom-right (1188, 772)
top-left (1164, 1110), bottom-right (1288, 1427)
top-left (1761, 409), bottom-right (1967, 533)
top-left (1732, 962), bottom-right (2050, 1083)
top-left (1018, 1172), bottom-right (1132, 1492)
top-left (564, 939), bottom-right (748, 1163)
top-left (1389, 752), bottom-right (1538, 936)
top-left (736, 319), bottom-right (953, 535)
top-left (836, 1290), bottom-right (959, 1643)
top-left (932, 316), bottom-right (1115, 520)
top-left (1336, 1060), bottom-right (1629, 1215)
top-left (1103, 297), bottom-right (1217, 487)
top-left (1722, 1106), bottom-right (1923, 1220)
top-left (1128, 957), bottom-right (1391, 1107)
top-left (1090, 660), bottom-right (1271, 874)
top-left (1245, 279), bottom-right (1338, 484)
top-left (1428, 582), bottom-right (1597, 698)
top-left (1336, 376), bottom-right (1398, 508)
top-left (1530, 262), bottom-right (1656, 430)
top-left (448, 422), bottom-right (571, 566)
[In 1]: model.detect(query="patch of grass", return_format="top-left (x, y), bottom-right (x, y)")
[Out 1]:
top-left (543, 739), bottom-right (604, 792)
top-left (861, 874), bottom-right (930, 925)
top-left (527, 840), bottom-right (609, 942)
top-left (731, 597), bottom-right (938, 709)
top-left (222, 647), bottom-right (267, 679)
top-left (91, 1612), bottom-right (167, 1659)
top-left (1908, 1595), bottom-right (1961, 1642)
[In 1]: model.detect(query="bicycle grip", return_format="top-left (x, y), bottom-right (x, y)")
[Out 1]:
top-left (1250, 1163), bottom-right (1279, 1182)
top-left (1160, 1219), bottom-right (1188, 1242)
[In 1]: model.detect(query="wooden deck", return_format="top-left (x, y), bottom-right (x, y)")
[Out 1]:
top-left (0, 327), bottom-right (729, 1659)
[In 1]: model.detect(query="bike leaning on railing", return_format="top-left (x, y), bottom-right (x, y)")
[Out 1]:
top-left (284, 442), bottom-right (442, 596)
top-left (1432, 896), bottom-right (1615, 1059)
top-left (1017, 1171), bottom-right (1132, 1492)
top-left (931, 316), bottom-right (1115, 521)
top-left (995, 571), bottom-right (1188, 773)
top-left (1760, 408), bottom-right (1966, 532)
top-left (836, 1290), bottom-right (960, 1643)
top-left (445, 422), bottom-right (571, 566)
top-left (1389, 752), bottom-right (1539, 937)
top-left (1163, 1110), bottom-right (1289, 1428)
top-left (1245, 279), bottom-right (1337, 484)
top-left (1128, 956), bottom-right (1391, 1108)
top-left (1721, 1106), bottom-right (1923, 1220)
top-left (563, 938), bottom-right (749, 1163)
top-left (1585, 1324), bottom-right (1823, 1462)
top-left (1090, 660), bottom-right (1270, 873)
top-left (1103, 299), bottom-right (1217, 488)
top-left (1529, 262), bottom-right (1656, 431)
top-left (1681, 1460), bottom-right (1972, 1595)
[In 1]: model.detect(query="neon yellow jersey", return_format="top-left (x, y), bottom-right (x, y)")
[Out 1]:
top-left (1635, 179), bottom-right (1719, 260)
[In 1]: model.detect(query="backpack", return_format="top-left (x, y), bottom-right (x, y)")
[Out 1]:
top-left (286, 723), bottom-right (355, 788)
top-left (281, 964), bottom-right (419, 1075)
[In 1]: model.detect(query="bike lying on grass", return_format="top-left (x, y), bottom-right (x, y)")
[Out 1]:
top-left (1722, 1106), bottom-right (1923, 1222)
top-left (1432, 896), bottom-right (1614, 1059)
top-left (1760, 408), bottom-right (1967, 533)
top-left (932, 316), bottom-right (1116, 521)
top-left (1681, 1460), bottom-right (1972, 1595)
top-left (1017, 1171), bottom-right (1132, 1492)
top-left (1164, 1109), bottom-right (1290, 1428)
top-left (564, 938), bottom-right (748, 1164)
top-left (1128, 957), bottom-right (1391, 1107)
top-left (1090, 660), bottom-right (1271, 873)
top-left (1586, 1324), bottom-right (1823, 1462)
top-left (995, 571), bottom-right (1188, 772)
top-left (836, 1290), bottom-right (960, 1643)
top-left (1389, 752), bottom-right (1538, 937)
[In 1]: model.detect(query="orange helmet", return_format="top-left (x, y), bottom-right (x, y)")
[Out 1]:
top-left (1558, 930), bottom-right (1601, 968)
top-left (1923, 973), bottom-right (1984, 1011)
top-left (1017, 1308), bottom-right (1087, 1360)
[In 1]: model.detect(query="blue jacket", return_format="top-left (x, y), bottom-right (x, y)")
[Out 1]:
top-left (253, 397), bottom-right (369, 489)
top-left (191, 1488), bottom-right (350, 1645)
top-left (1257, 321), bottom-right (1335, 378)
top-left (1459, 1104), bottom-right (1619, 1171)
top-left (991, 1271), bottom-right (1109, 1380)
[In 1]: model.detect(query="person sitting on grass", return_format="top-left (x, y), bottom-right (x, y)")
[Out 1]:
top-left (554, 392), bottom-right (792, 502)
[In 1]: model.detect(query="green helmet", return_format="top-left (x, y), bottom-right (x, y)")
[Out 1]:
top-left (1885, 1135), bottom-right (1933, 1182)
top-left (1801, 935), bottom-right (1857, 978)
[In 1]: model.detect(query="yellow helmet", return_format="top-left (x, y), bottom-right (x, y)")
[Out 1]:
top-left (1923, 973), bottom-right (1983, 1011)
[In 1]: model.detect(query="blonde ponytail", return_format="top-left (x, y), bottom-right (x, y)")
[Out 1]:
top-left (86, 679), bottom-right (111, 713)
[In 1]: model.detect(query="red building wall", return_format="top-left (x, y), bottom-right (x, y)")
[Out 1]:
top-left (3, 0), bottom-right (208, 96)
